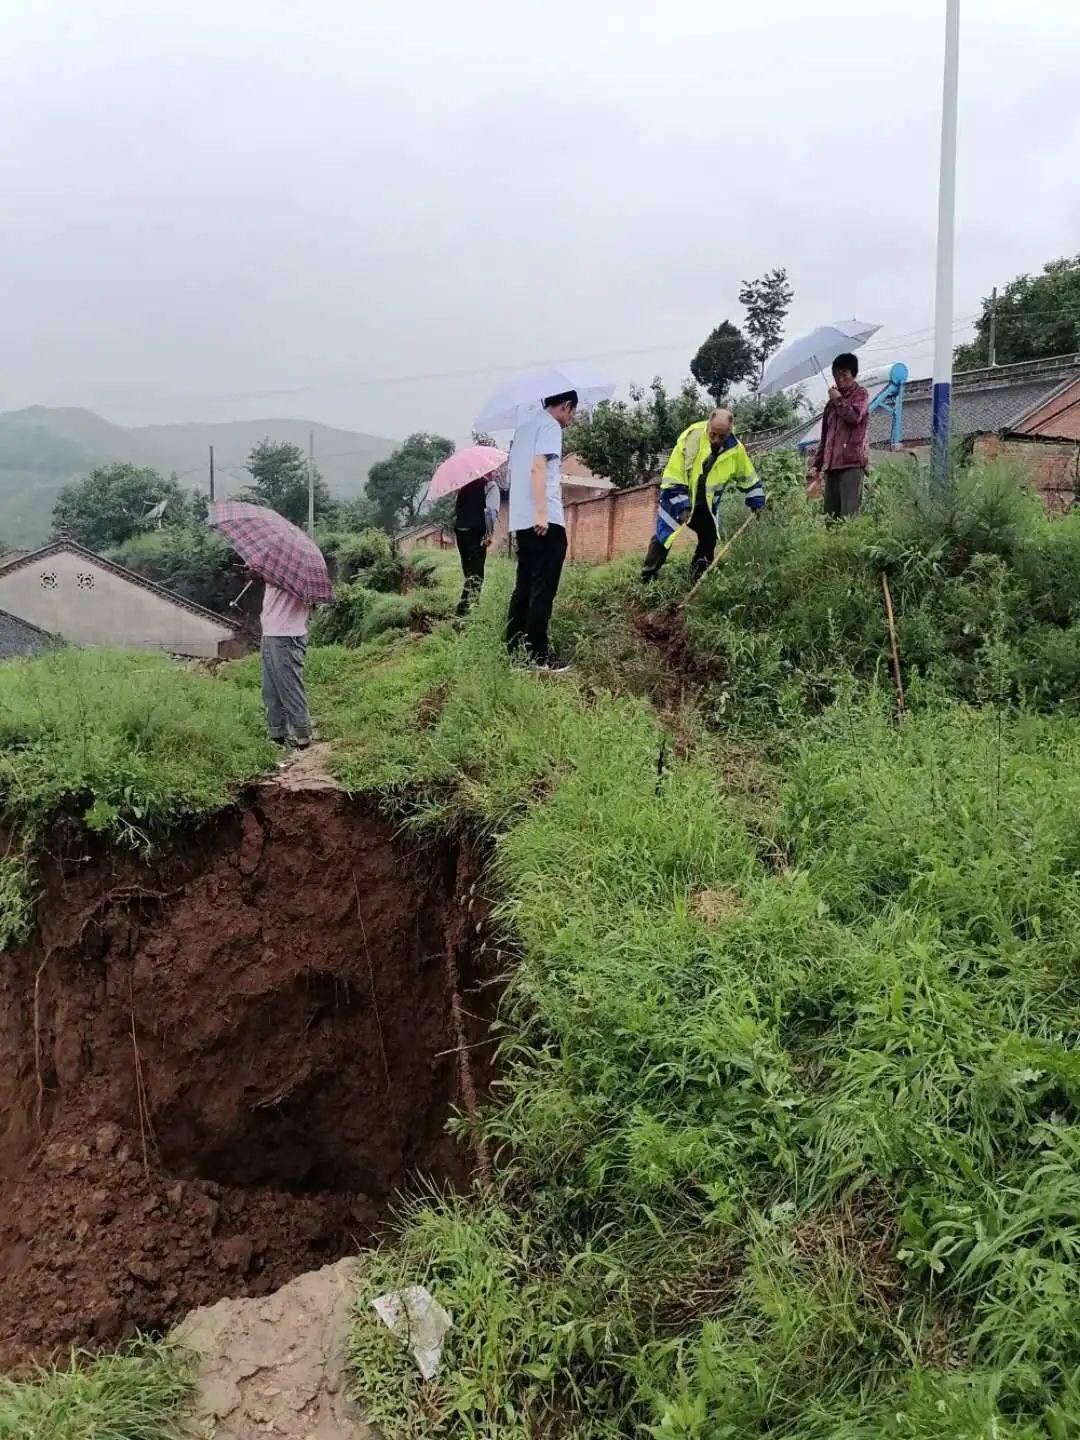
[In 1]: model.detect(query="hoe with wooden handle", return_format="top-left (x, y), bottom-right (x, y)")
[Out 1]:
top-left (681, 513), bottom-right (756, 607)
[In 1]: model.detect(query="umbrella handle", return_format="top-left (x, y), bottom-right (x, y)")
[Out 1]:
top-left (230, 578), bottom-right (255, 609)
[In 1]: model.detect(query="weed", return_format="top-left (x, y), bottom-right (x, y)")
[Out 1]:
top-left (0, 1340), bottom-right (191, 1440)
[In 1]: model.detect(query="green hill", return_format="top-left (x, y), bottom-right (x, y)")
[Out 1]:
top-left (0, 406), bottom-right (395, 547)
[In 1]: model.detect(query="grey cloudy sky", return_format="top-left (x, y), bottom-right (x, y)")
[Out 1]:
top-left (4, 0), bottom-right (1079, 443)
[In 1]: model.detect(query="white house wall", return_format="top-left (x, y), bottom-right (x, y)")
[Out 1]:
top-left (0, 551), bottom-right (234, 658)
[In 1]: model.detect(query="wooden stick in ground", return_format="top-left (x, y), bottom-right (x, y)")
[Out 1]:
top-left (881, 571), bottom-right (906, 715)
top-left (682, 513), bottom-right (756, 605)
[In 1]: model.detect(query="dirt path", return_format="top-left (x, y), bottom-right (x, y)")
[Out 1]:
top-left (175, 1256), bottom-right (374, 1439)
top-left (267, 741), bottom-right (340, 794)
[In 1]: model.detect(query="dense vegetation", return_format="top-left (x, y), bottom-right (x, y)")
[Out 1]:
top-left (323, 460), bottom-right (1080, 1437)
top-left (954, 254), bottom-right (1080, 370)
top-left (5, 456), bottom-right (1080, 1437)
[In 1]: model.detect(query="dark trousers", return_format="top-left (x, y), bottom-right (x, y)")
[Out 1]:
top-left (505, 525), bottom-right (567, 664)
top-left (455, 525), bottom-right (488, 615)
top-left (641, 499), bottom-right (717, 582)
top-left (824, 467), bottom-right (865, 519)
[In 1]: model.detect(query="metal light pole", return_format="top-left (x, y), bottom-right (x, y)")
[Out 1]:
top-left (931, 0), bottom-right (960, 488)
top-left (307, 429), bottom-right (316, 539)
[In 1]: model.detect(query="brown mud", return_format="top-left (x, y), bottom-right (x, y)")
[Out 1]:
top-left (0, 785), bottom-right (493, 1368)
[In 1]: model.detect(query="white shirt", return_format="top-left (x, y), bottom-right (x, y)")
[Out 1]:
top-left (507, 411), bottom-right (564, 532)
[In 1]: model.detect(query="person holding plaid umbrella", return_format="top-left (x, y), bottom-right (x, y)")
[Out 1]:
top-left (207, 501), bottom-right (333, 749)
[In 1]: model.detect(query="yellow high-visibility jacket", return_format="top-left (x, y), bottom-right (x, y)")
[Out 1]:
top-left (660, 422), bottom-right (763, 513)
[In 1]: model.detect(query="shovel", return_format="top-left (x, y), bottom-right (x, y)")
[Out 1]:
top-left (681, 514), bottom-right (756, 606)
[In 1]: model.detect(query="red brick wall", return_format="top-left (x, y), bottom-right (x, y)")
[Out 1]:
top-left (973, 436), bottom-right (1080, 516)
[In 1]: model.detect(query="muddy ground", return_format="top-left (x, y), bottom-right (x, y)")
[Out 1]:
top-left (0, 784), bottom-right (492, 1368)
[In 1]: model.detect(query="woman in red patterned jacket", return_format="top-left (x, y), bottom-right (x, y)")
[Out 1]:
top-left (811, 352), bottom-right (870, 519)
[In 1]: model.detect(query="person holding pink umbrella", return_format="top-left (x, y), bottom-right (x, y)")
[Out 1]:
top-left (427, 444), bottom-right (508, 616)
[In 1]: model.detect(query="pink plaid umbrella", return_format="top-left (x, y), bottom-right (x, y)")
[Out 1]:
top-left (426, 444), bottom-right (508, 504)
top-left (206, 501), bottom-right (333, 604)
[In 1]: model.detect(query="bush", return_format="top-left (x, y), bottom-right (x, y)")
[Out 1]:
top-left (319, 527), bottom-right (394, 584)
top-left (684, 457), bottom-right (1080, 723)
top-left (110, 525), bottom-right (244, 617)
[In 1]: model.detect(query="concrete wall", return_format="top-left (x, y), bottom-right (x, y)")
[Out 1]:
top-left (0, 550), bottom-right (236, 658)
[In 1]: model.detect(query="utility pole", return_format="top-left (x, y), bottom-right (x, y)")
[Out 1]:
top-left (931, 0), bottom-right (960, 490)
top-left (208, 445), bottom-right (215, 502)
top-left (987, 287), bottom-right (998, 367)
top-left (307, 430), bottom-right (316, 539)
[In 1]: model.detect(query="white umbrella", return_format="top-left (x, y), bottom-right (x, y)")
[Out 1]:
top-left (474, 363), bottom-right (616, 431)
top-left (759, 320), bottom-right (881, 396)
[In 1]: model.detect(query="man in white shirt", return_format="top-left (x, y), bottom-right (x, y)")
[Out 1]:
top-left (504, 389), bottom-right (578, 669)
top-left (260, 583), bottom-right (313, 748)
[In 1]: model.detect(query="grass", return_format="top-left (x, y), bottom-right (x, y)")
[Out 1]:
top-left (5, 461), bottom-right (1080, 1436)
top-left (0, 1342), bottom-right (192, 1440)
top-left (0, 646), bottom-right (273, 944)
top-left (326, 467), bottom-right (1080, 1436)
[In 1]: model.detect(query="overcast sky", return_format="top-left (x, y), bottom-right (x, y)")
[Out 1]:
top-left (4, 0), bottom-right (1079, 444)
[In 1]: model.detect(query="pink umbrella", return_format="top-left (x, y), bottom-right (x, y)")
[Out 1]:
top-left (426, 445), bottom-right (508, 504)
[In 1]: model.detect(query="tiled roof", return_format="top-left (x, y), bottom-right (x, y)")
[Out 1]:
top-left (0, 608), bottom-right (56, 660)
top-left (0, 540), bottom-right (241, 631)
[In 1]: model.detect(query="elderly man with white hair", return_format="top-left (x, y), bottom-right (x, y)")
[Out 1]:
top-left (640, 407), bottom-right (765, 582)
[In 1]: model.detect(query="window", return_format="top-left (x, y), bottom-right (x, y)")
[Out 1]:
top-left (76, 572), bottom-right (95, 591)
top-left (40, 571), bottom-right (58, 590)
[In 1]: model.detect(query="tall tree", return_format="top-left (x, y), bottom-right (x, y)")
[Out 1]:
top-left (738, 267), bottom-right (794, 389)
top-left (690, 322), bottom-right (753, 404)
top-left (365, 432), bottom-right (455, 533)
top-left (243, 439), bottom-right (333, 527)
top-left (565, 378), bottom-right (708, 489)
top-left (52, 463), bottom-right (187, 549)
top-left (954, 255), bottom-right (1080, 370)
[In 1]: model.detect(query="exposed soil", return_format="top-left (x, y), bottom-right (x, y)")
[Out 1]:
top-left (0, 783), bottom-right (493, 1369)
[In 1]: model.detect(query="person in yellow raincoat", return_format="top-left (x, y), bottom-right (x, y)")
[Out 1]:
top-left (640, 408), bottom-right (764, 582)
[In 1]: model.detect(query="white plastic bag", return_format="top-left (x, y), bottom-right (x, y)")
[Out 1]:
top-left (372, 1285), bottom-right (452, 1381)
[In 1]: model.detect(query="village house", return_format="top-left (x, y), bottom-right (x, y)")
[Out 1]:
top-left (396, 520), bottom-right (455, 554)
top-left (0, 540), bottom-right (244, 659)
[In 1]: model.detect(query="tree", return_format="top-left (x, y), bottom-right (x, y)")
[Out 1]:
top-left (52, 463), bottom-right (187, 549)
top-left (731, 389), bottom-right (807, 436)
top-left (738, 267), bottom-right (794, 389)
top-left (690, 321), bottom-right (753, 404)
top-left (365, 432), bottom-right (455, 533)
top-left (954, 255), bottom-right (1080, 370)
top-left (565, 377), bottom-right (708, 489)
top-left (110, 525), bottom-right (246, 617)
top-left (243, 439), bottom-right (334, 527)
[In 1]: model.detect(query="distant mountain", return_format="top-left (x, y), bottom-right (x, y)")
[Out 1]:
top-left (0, 406), bottom-right (396, 547)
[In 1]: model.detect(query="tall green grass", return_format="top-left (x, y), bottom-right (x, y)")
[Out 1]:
top-left (0, 1342), bottom-right (191, 1440)
top-left (684, 458), bottom-right (1080, 723)
top-left (311, 473), bottom-right (1080, 1436)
